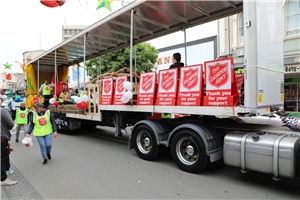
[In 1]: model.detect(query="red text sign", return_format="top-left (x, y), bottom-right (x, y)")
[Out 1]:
top-left (101, 78), bottom-right (114, 105)
top-left (204, 58), bottom-right (238, 107)
top-left (137, 72), bottom-right (156, 106)
top-left (157, 68), bottom-right (177, 106)
top-left (177, 64), bottom-right (203, 106)
top-left (114, 76), bottom-right (128, 105)
top-left (38, 118), bottom-right (47, 126)
top-left (20, 113), bottom-right (25, 118)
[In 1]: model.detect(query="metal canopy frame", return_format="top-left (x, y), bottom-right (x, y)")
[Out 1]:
top-left (30, 0), bottom-right (242, 95)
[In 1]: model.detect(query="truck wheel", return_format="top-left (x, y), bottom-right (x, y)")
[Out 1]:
top-left (171, 129), bottom-right (209, 173)
top-left (133, 125), bottom-right (162, 161)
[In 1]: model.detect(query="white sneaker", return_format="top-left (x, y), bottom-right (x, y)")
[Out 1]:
top-left (1, 178), bottom-right (17, 186)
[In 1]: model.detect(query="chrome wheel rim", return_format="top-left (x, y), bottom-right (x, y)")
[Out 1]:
top-left (176, 136), bottom-right (199, 165)
top-left (136, 131), bottom-right (152, 154)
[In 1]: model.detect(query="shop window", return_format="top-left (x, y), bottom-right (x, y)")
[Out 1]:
top-left (286, 0), bottom-right (300, 36)
top-left (284, 83), bottom-right (298, 112)
top-left (239, 13), bottom-right (244, 43)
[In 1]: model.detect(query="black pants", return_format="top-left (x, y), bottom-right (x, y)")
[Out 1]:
top-left (1, 138), bottom-right (8, 181)
top-left (43, 95), bottom-right (51, 108)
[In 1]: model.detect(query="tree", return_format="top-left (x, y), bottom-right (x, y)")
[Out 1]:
top-left (85, 43), bottom-right (158, 82)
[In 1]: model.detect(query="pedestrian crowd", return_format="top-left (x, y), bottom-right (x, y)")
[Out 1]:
top-left (1, 96), bottom-right (57, 186)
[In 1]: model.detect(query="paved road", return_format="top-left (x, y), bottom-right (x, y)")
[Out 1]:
top-left (2, 125), bottom-right (299, 199)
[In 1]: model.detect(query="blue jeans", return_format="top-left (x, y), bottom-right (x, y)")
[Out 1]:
top-left (36, 133), bottom-right (52, 159)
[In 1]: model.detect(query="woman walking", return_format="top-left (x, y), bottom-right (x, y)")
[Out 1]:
top-left (26, 103), bottom-right (57, 165)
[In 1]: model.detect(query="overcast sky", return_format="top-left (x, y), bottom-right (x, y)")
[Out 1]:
top-left (0, 0), bottom-right (217, 75)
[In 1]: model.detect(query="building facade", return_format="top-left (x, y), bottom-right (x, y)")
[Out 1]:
top-left (218, 0), bottom-right (300, 116)
top-left (0, 73), bottom-right (26, 93)
top-left (62, 26), bottom-right (87, 41)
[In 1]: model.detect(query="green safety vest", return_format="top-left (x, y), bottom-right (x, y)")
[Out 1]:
top-left (42, 84), bottom-right (51, 95)
top-left (15, 108), bottom-right (28, 124)
top-left (161, 113), bottom-right (171, 119)
top-left (59, 93), bottom-right (69, 103)
top-left (33, 110), bottom-right (53, 136)
top-left (80, 91), bottom-right (87, 98)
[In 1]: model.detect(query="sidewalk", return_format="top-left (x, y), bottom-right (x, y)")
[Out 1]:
top-left (1, 163), bottom-right (44, 200)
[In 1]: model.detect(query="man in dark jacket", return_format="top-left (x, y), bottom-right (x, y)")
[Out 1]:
top-left (169, 52), bottom-right (184, 78)
top-left (0, 97), bottom-right (17, 186)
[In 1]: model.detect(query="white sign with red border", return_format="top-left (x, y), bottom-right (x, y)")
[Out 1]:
top-left (156, 68), bottom-right (178, 106)
top-left (113, 76), bottom-right (128, 105)
top-left (137, 71), bottom-right (156, 105)
top-left (177, 64), bottom-right (203, 106)
top-left (101, 77), bottom-right (114, 105)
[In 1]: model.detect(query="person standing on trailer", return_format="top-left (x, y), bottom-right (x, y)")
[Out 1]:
top-left (11, 102), bottom-right (29, 143)
top-left (169, 52), bottom-right (184, 78)
top-left (38, 79), bottom-right (55, 108)
top-left (26, 103), bottom-right (57, 165)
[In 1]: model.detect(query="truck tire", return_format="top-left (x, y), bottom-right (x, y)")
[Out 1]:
top-left (171, 129), bottom-right (209, 173)
top-left (132, 125), bottom-right (163, 161)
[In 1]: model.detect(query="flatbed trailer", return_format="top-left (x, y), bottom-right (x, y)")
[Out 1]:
top-left (25, 0), bottom-right (300, 181)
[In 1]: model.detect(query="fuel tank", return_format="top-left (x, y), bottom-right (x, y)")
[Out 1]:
top-left (224, 132), bottom-right (300, 179)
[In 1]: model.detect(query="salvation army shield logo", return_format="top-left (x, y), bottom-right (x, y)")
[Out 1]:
top-left (46, 87), bottom-right (49, 91)
top-left (38, 118), bottom-right (47, 126)
top-left (117, 78), bottom-right (125, 93)
top-left (208, 62), bottom-right (229, 88)
top-left (20, 113), bottom-right (25, 118)
top-left (182, 68), bottom-right (199, 90)
top-left (104, 80), bottom-right (111, 94)
top-left (161, 71), bottom-right (175, 91)
top-left (141, 74), bottom-right (153, 92)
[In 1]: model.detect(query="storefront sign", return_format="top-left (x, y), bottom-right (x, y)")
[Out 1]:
top-left (101, 77), bottom-right (114, 105)
top-left (113, 76), bottom-right (127, 105)
top-left (204, 58), bottom-right (239, 106)
top-left (177, 64), bottom-right (203, 106)
top-left (285, 65), bottom-right (300, 73)
top-left (137, 71), bottom-right (157, 105)
top-left (156, 68), bottom-right (178, 106)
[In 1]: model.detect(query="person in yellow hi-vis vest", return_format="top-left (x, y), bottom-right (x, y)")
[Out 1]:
top-left (38, 79), bottom-right (55, 108)
top-left (26, 103), bottom-right (57, 165)
top-left (12, 102), bottom-right (29, 143)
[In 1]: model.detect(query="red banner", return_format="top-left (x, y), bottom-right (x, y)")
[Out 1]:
top-left (113, 76), bottom-right (128, 105)
top-left (137, 71), bottom-right (156, 105)
top-left (235, 73), bottom-right (244, 94)
top-left (101, 78), bottom-right (114, 105)
top-left (156, 68), bottom-right (178, 106)
top-left (177, 64), bottom-right (203, 106)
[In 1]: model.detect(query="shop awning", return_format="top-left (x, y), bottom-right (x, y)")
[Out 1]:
top-left (28, 0), bottom-right (243, 68)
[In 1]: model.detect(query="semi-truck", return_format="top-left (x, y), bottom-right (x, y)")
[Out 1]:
top-left (24, 0), bottom-right (299, 181)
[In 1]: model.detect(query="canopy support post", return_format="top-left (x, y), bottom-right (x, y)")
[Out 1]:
top-left (184, 27), bottom-right (187, 66)
top-left (135, 45), bottom-right (137, 85)
top-left (54, 50), bottom-right (57, 111)
top-left (84, 33), bottom-right (86, 93)
top-left (99, 56), bottom-right (101, 80)
top-left (37, 60), bottom-right (39, 97)
top-left (130, 8), bottom-right (134, 105)
top-left (77, 63), bottom-right (80, 93)
top-left (54, 50), bottom-right (57, 97)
